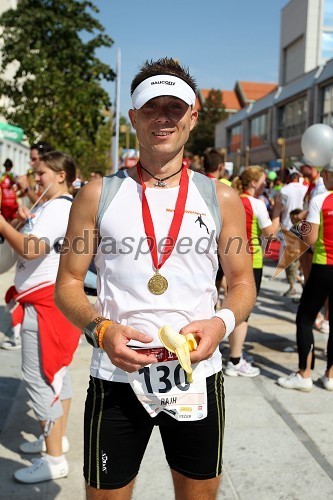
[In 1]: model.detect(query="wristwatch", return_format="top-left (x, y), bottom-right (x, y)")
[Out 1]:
top-left (83, 316), bottom-right (107, 348)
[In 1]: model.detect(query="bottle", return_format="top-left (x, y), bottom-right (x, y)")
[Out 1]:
top-left (23, 217), bottom-right (33, 234)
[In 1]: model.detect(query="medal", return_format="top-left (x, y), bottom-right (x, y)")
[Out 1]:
top-left (148, 271), bottom-right (169, 295)
top-left (137, 162), bottom-right (189, 295)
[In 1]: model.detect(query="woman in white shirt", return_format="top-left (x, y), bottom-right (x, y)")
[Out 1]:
top-left (0, 151), bottom-right (81, 484)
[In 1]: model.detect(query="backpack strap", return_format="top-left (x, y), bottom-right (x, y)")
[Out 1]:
top-left (97, 170), bottom-right (127, 230)
top-left (192, 172), bottom-right (222, 240)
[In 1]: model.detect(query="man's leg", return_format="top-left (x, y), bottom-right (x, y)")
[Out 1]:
top-left (172, 470), bottom-right (220, 500)
top-left (84, 378), bottom-right (154, 495)
top-left (86, 480), bottom-right (135, 500)
top-left (161, 373), bottom-right (224, 499)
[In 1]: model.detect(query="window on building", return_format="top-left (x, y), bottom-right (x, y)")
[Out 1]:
top-left (278, 96), bottom-right (308, 138)
top-left (321, 31), bottom-right (333, 60)
top-left (228, 125), bottom-right (242, 153)
top-left (250, 113), bottom-right (268, 148)
top-left (323, 0), bottom-right (333, 25)
top-left (321, 83), bottom-right (333, 127)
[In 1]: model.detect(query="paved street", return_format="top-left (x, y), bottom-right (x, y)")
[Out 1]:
top-left (0, 261), bottom-right (333, 499)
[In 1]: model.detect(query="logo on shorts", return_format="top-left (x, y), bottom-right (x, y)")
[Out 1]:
top-left (180, 407), bottom-right (192, 413)
top-left (101, 451), bottom-right (108, 473)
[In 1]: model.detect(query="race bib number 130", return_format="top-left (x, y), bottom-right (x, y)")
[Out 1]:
top-left (127, 360), bottom-right (207, 421)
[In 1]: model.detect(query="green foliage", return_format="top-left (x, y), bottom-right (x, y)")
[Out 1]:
top-left (119, 117), bottom-right (137, 150)
top-left (0, 0), bottom-right (115, 168)
top-left (78, 113), bottom-right (113, 179)
top-left (186, 89), bottom-right (227, 156)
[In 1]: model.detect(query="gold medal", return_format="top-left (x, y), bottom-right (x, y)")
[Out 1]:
top-left (148, 272), bottom-right (168, 295)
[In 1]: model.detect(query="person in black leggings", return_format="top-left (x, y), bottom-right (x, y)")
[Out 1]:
top-left (278, 163), bottom-right (333, 391)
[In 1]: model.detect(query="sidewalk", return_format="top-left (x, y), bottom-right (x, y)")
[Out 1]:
top-left (0, 262), bottom-right (333, 499)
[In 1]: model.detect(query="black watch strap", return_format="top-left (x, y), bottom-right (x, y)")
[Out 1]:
top-left (83, 316), bottom-right (107, 348)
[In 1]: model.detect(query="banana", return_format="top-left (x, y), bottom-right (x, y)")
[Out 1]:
top-left (158, 325), bottom-right (198, 383)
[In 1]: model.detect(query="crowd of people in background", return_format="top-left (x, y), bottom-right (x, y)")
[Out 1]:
top-left (1, 145), bottom-right (331, 375)
top-left (0, 137), bottom-right (332, 488)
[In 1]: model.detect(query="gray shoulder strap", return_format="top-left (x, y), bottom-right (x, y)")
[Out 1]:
top-left (192, 172), bottom-right (222, 238)
top-left (97, 170), bottom-right (127, 228)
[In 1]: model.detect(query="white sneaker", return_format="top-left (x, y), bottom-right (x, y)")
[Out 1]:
top-left (1, 338), bottom-right (21, 350)
top-left (14, 456), bottom-right (68, 483)
top-left (277, 372), bottom-right (313, 392)
top-left (225, 358), bottom-right (260, 377)
top-left (20, 435), bottom-right (70, 454)
top-left (320, 376), bottom-right (333, 391)
top-left (320, 320), bottom-right (329, 334)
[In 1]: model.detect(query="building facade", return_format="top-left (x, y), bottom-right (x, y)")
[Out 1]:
top-left (216, 0), bottom-right (333, 169)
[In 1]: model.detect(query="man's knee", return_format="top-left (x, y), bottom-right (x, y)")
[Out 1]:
top-left (171, 469), bottom-right (221, 500)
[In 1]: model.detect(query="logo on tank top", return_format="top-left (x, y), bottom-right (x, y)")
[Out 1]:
top-left (195, 215), bottom-right (210, 235)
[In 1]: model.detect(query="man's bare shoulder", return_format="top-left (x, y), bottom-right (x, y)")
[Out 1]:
top-left (73, 179), bottom-right (103, 205)
top-left (215, 180), bottom-right (239, 204)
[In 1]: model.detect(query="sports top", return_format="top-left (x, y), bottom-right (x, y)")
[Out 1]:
top-left (307, 191), bottom-right (333, 265)
top-left (240, 194), bottom-right (272, 269)
top-left (14, 197), bottom-right (72, 292)
top-left (279, 181), bottom-right (308, 229)
top-left (91, 170), bottom-right (222, 383)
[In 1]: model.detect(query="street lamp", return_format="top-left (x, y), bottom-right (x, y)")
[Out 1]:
top-left (277, 137), bottom-right (286, 180)
top-left (236, 148), bottom-right (241, 174)
top-left (245, 146), bottom-right (250, 167)
top-left (220, 147), bottom-right (228, 164)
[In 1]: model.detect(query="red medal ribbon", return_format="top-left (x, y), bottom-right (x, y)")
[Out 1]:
top-left (137, 162), bottom-right (189, 271)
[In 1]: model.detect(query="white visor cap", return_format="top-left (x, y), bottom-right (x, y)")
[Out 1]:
top-left (131, 75), bottom-right (196, 109)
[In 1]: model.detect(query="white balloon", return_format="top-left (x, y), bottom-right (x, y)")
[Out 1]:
top-left (301, 124), bottom-right (333, 167)
top-left (0, 238), bottom-right (18, 274)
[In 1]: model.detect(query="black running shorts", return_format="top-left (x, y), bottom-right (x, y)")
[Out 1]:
top-left (84, 371), bottom-right (225, 490)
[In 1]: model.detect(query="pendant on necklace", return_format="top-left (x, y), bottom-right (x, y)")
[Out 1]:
top-left (148, 271), bottom-right (168, 295)
top-left (154, 179), bottom-right (167, 188)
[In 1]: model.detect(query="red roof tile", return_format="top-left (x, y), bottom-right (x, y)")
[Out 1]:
top-left (198, 89), bottom-right (241, 112)
top-left (237, 81), bottom-right (278, 102)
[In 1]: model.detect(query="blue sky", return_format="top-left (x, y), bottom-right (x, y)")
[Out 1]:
top-left (92, 0), bottom-right (289, 118)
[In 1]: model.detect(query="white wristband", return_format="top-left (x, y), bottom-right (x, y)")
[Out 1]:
top-left (214, 308), bottom-right (235, 339)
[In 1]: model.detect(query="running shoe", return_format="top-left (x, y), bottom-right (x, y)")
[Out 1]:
top-left (1, 338), bottom-right (21, 350)
top-left (277, 372), bottom-right (313, 392)
top-left (319, 376), bottom-right (333, 391)
top-left (20, 435), bottom-right (70, 454)
top-left (14, 456), bottom-right (68, 483)
top-left (283, 288), bottom-right (297, 296)
top-left (225, 358), bottom-right (260, 377)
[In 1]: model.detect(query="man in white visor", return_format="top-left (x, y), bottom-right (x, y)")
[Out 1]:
top-left (56, 57), bottom-right (256, 499)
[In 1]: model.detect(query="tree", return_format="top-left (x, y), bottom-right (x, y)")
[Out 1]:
top-left (0, 0), bottom-right (116, 167)
top-left (186, 90), bottom-right (227, 156)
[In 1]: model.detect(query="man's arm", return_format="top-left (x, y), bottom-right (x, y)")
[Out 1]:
top-left (181, 183), bottom-right (256, 362)
top-left (54, 180), bottom-right (157, 372)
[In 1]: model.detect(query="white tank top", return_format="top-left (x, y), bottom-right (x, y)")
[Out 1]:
top-left (91, 171), bottom-right (222, 382)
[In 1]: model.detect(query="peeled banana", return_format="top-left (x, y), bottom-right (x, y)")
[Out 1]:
top-left (158, 325), bottom-right (198, 383)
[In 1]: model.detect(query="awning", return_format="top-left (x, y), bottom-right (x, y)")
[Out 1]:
top-left (0, 122), bottom-right (24, 143)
